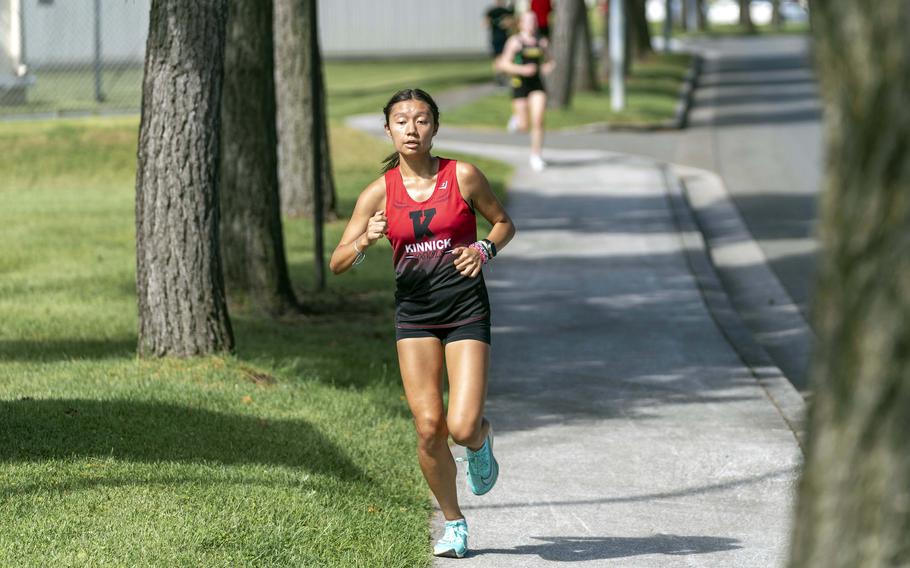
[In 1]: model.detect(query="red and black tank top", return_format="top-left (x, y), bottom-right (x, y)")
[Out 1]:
top-left (384, 158), bottom-right (490, 328)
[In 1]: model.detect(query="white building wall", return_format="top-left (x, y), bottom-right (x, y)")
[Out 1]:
top-left (319, 0), bottom-right (491, 58)
top-left (22, 0), bottom-right (150, 66)
top-left (22, 0), bottom-right (493, 67)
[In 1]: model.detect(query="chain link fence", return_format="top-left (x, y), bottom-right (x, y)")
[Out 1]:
top-left (0, 0), bottom-right (497, 117)
top-left (1, 0), bottom-right (150, 116)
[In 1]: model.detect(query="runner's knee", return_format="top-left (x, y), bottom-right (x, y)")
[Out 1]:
top-left (414, 414), bottom-right (448, 450)
top-left (447, 419), bottom-right (482, 446)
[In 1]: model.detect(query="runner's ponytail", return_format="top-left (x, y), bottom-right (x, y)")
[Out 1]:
top-left (381, 152), bottom-right (400, 174)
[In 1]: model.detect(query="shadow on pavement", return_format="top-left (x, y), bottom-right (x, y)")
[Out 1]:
top-left (709, 90), bottom-right (818, 107)
top-left (474, 534), bottom-right (741, 561)
top-left (696, 77), bottom-right (816, 89)
top-left (462, 467), bottom-right (795, 512)
top-left (695, 107), bottom-right (821, 128)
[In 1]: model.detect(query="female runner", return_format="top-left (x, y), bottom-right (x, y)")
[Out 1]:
top-left (329, 88), bottom-right (516, 559)
top-left (498, 10), bottom-right (555, 172)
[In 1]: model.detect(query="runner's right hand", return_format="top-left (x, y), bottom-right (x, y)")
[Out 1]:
top-left (365, 211), bottom-right (388, 244)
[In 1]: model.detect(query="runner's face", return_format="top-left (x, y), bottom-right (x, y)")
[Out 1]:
top-left (385, 100), bottom-right (438, 157)
top-left (520, 12), bottom-right (537, 34)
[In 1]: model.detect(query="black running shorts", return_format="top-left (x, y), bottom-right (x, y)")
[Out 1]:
top-left (512, 75), bottom-right (545, 99)
top-left (395, 317), bottom-right (491, 345)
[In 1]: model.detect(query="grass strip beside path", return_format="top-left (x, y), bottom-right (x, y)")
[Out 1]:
top-left (2, 58), bottom-right (496, 119)
top-left (0, 117), bottom-right (509, 567)
top-left (442, 52), bottom-right (693, 130)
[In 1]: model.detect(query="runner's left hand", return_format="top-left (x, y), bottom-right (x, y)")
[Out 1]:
top-left (452, 247), bottom-right (482, 278)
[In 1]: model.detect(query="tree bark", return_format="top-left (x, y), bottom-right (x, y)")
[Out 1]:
top-left (739, 0), bottom-right (756, 33)
top-left (135, 0), bottom-right (234, 356)
top-left (273, 0), bottom-right (336, 219)
top-left (771, 0), bottom-right (782, 29)
top-left (220, 0), bottom-right (298, 315)
top-left (696, 0), bottom-right (708, 31)
top-left (572, 1), bottom-right (600, 92)
top-left (308, 0), bottom-right (326, 291)
top-left (601, 0), bottom-right (611, 78)
top-left (628, 0), bottom-right (653, 60)
top-left (547, 0), bottom-right (584, 108)
top-left (622, 0), bottom-right (632, 75)
top-left (789, 2), bottom-right (910, 567)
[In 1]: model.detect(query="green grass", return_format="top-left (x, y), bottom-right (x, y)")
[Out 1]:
top-left (648, 20), bottom-right (811, 38)
top-left (443, 52), bottom-right (693, 130)
top-left (324, 58), bottom-right (494, 120)
top-left (0, 66), bottom-right (145, 116)
top-left (3, 58), bottom-right (495, 118)
top-left (0, 115), bottom-right (511, 566)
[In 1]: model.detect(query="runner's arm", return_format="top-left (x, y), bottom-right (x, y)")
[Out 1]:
top-left (451, 162), bottom-right (516, 278)
top-left (329, 178), bottom-right (387, 274)
top-left (496, 37), bottom-right (534, 77)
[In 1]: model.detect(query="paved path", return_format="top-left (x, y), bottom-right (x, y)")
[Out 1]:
top-left (429, 140), bottom-right (802, 567)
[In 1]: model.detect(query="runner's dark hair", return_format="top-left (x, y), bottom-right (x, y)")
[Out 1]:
top-left (381, 88), bottom-right (440, 173)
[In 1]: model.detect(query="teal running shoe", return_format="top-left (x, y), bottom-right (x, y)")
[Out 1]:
top-left (465, 427), bottom-right (499, 495)
top-left (434, 519), bottom-right (468, 558)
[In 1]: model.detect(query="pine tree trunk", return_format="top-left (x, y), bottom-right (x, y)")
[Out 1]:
top-left (135, 0), bottom-right (234, 356)
top-left (739, 0), bottom-right (756, 33)
top-left (273, 0), bottom-right (336, 220)
top-left (789, 2), bottom-right (910, 566)
top-left (220, 0), bottom-right (298, 315)
top-left (572, 1), bottom-right (600, 92)
top-left (547, 0), bottom-right (583, 108)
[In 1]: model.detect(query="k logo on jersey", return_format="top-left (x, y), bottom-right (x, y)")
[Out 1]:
top-left (409, 208), bottom-right (436, 240)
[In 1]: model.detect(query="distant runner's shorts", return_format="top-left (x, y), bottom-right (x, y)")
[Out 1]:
top-left (511, 75), bottom-right (545, 99)
top-left (395, 317), bottom-right (491, 345)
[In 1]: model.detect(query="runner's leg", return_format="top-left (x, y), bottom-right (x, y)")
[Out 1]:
top-left (528, 90), bottom-right (547, 157)
top-left (398, 337), bottom-right (463, 520)
top-left (444, 339), bottom-right (491, 450)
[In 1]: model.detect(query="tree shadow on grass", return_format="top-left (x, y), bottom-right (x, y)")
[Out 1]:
top-left (0, 338), bottom-right (137, 362)
top-left (475, 534), bottom-right (741, 561)
top-left (0, 398), bottom-right (362, 480)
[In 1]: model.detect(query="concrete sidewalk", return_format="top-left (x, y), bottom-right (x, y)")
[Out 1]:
top-left (430, 140), bottom-right (803, 567)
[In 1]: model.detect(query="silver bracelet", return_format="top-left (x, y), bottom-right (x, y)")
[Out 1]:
top-left (352, 239), bottom-right (365, 266)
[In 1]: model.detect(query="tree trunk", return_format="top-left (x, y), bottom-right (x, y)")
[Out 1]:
top-left (696, 0), bottom-right (708, 31)
top-left (771, 0), bottom-right (782, 29)
top-left (628, 0), bottom-right (653, 60)
top-left (662, 0), bottom-right (673, 52)
top-left (220, 0), bottom-right (298, 315)
top-left (273, 0), bottom-right (336, 220)
top-left (572, 1), bottom-right (600, 92)
top-left (547, 0), bottom-right (583, 108)
top-left (308, 0), bottom-right (326, 291)
top-left (135, 0), bottom-right (234, 356)
top-left (601, 0), bottom-right (611, 78)
top-left (739, 0), bottom-right (756, 33)
top-left (789, 2), bottom-right (910, 567)
top-left (622, 0), bottom-right (632, 75)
